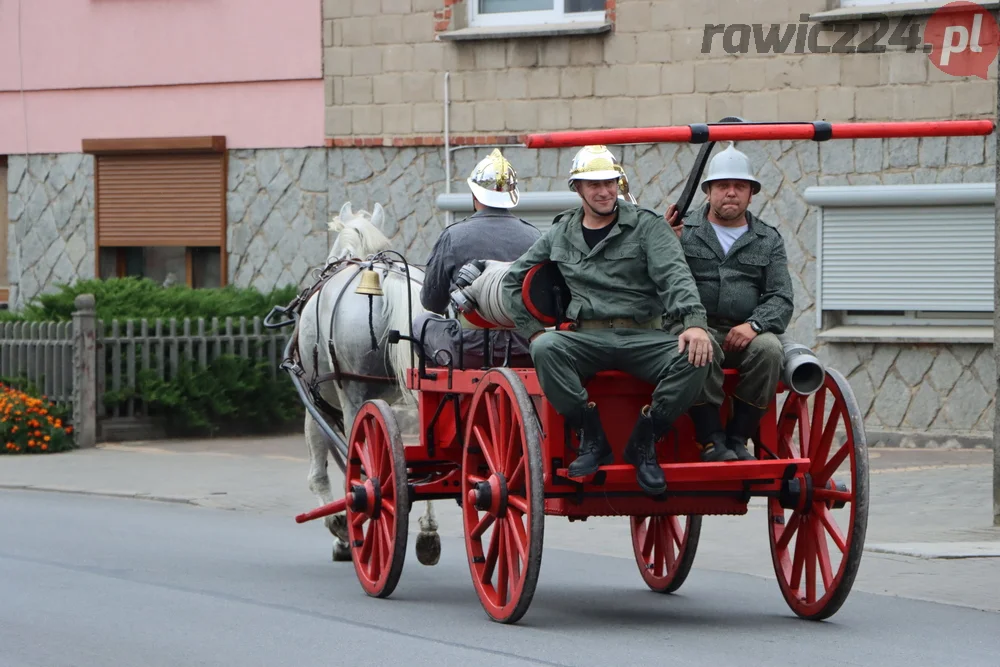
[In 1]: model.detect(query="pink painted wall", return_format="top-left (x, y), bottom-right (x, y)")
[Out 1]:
top-left (0, 0), bottom-right (324, 153)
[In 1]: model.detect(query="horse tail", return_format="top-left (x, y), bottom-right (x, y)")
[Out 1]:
top-left (379, 270), bottom-right (423, 404)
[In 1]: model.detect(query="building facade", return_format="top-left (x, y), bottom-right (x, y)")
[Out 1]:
top-left (322, 0), bottom-right (998, 445)
top-left (3, 0), bottom-right (998, 444)
top-left (1, 0), bottom-right (329, 308)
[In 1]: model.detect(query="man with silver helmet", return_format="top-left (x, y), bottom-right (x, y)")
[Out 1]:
top-left (415, 149), bottom-right (540, 369)
top-left (502, 145), bottom-right (713, 497)
top-left (665, 143), bottom-right (794, 462)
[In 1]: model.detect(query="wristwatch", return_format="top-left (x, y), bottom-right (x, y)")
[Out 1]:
top-left (747, 320), bottom-right (763, 334)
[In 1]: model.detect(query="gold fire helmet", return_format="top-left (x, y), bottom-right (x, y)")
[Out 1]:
top-left (467, 148), bottom-right (520, 209)
top-left (567, 145), bottom-right (637, 204)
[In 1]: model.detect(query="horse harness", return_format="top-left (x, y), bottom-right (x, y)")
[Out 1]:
top-left (279, 256), bottom-right (422, 419)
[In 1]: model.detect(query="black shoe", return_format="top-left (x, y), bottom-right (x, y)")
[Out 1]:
top-left (725, 436), bottom-right (756, 461)
top-left (726, 400), bottom-right (766, 462)
top-left (623, 406), bottom-right (667, 496)
top-left (688, 403), bottom-right (738, 462)
top-left (566, 402), bottom-right (613, 478)
top-left (698, 433), bottom-right (739, 462)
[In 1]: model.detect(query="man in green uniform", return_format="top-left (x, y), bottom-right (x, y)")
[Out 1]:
top-left (502, 146), bottom-right (715, 496)
top-left (666, 143), bottom-right (795, 461)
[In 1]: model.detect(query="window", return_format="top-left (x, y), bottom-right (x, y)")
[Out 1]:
top-left (470, 0), bottom-right (606, 27)
top-left (837, 0), bottom-right (936, 6)
top-left (99, 247), bottom-right (222, 289)
top-left (83, 136), bottom-right (228, 289)
top-left (805, 183), bottom-right (994, 332)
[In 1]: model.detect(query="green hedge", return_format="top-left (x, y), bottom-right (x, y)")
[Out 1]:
top-left (2, 278), bottom-right (307, 437)
top-left (0, 277), bottom-right (300, 323)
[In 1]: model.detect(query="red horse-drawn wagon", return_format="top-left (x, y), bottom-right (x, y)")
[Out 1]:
top-left (287, 117), bottom-right (995, 625)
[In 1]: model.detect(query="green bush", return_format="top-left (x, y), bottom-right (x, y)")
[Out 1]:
top-left (0, 277), bottom-right (300, 323)
top-left (104, 354), bottom-right (304, 438)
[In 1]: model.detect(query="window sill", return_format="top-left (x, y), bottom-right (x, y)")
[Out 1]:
top-left (810, 1), bottom-right (1000, 23)
top-left (817, 325), bottom-right (993, 345)
top-left (436, 21), bottom-right (612, 41)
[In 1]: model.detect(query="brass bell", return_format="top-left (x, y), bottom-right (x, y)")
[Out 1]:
top-left (355, 268), bottom-right (384, 296)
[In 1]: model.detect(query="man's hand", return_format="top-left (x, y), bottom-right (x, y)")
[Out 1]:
top-left (665, 203), bottom-right (683, 239)
top-left (723, 323), bottom-right (757, 353)
top-left (678, 327), bottom-right (713, 367)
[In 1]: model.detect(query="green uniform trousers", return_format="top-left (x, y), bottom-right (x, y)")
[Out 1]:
top-left (677, 323), bottom-right (784, 410)
top-left (528, 328), bottom-right (710, 426)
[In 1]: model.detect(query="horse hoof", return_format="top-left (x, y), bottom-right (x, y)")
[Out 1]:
top-left (415, 531), bottom-right (441, 566)
top-left (332, 539), bottom-right (352, 562)
top-left (326, 513), bottom-right (348, 543)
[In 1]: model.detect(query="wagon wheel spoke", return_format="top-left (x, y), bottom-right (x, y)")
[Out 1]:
top-left (776, 512), bottom-right (801, 552)
top-left (507, 495), bottom-right (528, 514)
top-left (496, 389), bottom-right (511, 471)
top-left (507, 458), bottom-right (525, 491)
top-left (789, 517), bottom-right (808, 595)
top-left (805, 518), bottom-right (818, 604)
top-left (817, 505), bottom-right (848, 554)
top-left (640, 518), bottom-right (655, 562)
top-left (363, 419), bottom-right (380, 477)
top-left (668, 515), bottom-right (684, 552)
top-left (352, 512), bottom-right (367, 528)
top-left (809, 389), bottom-right (826, 459)
top-left (369, 522), bottom-right (383, 583)
top-left (380, 498), bottom-right (395, 520)
top-left (814, 517), bottom-right (834, 592)
top-left (496, 524), bottom-right (509, 606)
top-left (809, 405), bottom-right (840, 477)
top-left (485, 391), bottom-right (503, 467)
top-left (481, 522), bottom-right (501, 585)
top-left (504, 520), bottom-right (521, 599)
top-left (471, 512), bottom-right (495, 541)
top-left (473, 425), bottom-right (499, 475)
top-left (360, 518), bottom-right (375, 564)
top-left (507, 508), bottom-right (528, 564)
top-left (817, 442), bottom-right (851, 486)
top-left (797, 398), bottom-right (811, 458)
top-left (503, 417), bottom-right (520, 478)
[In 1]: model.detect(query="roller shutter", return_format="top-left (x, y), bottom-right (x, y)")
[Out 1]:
top-left (96, 153), bottom-right (225, 247)
top-left (805, 183), bottom-right (995, 313)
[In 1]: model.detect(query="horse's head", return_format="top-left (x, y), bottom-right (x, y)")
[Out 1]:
top-left (327, 201), bottom-right (393, 264)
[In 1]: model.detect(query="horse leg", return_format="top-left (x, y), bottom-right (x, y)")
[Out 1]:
top-left (415, 500), bottom-right (441, 566)
top-left (304, 411), bottom-right (351, 562)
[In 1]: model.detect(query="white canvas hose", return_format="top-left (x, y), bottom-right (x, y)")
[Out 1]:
top-left (452, 260), bottom-right (517, 328)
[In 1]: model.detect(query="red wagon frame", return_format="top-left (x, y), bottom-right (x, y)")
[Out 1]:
top-left (292, 117), bottom-right (996, 625)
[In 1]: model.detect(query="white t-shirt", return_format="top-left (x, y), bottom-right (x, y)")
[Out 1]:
top-left (710, 222), bottom-right (749, 255)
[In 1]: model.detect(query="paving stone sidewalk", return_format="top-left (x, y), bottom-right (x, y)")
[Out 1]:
top-left (2, 435), bottom-right (998, 613)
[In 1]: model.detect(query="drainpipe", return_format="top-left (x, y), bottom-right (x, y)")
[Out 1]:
top-left (443, 71), bottom-right (452, 227)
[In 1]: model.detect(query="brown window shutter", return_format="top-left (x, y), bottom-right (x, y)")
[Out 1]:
top-left (95, 153), bottom-right (225, 247)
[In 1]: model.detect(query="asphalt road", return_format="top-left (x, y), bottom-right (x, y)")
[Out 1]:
top-left (2, 489), bottom-right (998, 667)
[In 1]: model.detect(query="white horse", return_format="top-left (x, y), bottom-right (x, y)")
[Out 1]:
top-left (297, 201), bottom-right (441, 566)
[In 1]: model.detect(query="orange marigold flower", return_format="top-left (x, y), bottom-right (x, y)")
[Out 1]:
top-left (41, 444), bottom-right (47, 451)
top-left (43, 435), bottom-right (51, 442)
top-left (28, 439), bottom-right (35, 446)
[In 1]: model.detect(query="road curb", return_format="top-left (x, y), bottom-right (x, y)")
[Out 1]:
top-left (0, 484), bottom-right (197, 506)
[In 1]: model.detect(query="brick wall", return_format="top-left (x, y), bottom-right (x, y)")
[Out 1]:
top-left (325, 0), bottom-right (998, 142)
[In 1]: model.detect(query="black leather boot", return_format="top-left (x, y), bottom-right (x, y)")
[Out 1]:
top-left (688, 403), bottom-right (738, 463)
top-left (623, 405), bottom-right (668, 496)
top-left (566, 402), bottom-right (613, 478)
top-left (726, 400), bottom-right (765, 461)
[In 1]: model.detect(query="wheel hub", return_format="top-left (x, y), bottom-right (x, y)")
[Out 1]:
top-left (467, 473), bottom-right (508, 516)
top-left (349, 478), bottom-right (381, 519)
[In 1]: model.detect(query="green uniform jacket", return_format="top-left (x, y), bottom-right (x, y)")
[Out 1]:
top-left (502, 200), bottom-right (709, 340)
top-left (679, 204), bottom-right (794, 334)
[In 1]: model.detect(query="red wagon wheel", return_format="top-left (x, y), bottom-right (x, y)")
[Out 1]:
top-left (462, 368), bottom-right (545, 624)
top-left (630, 514), bottom-right (702, 593)
top-left (345, 399), bottom-right (410, 599)
top-left (768, 368), bottom-right (869, 620)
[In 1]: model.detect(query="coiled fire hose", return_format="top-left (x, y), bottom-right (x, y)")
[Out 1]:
top-left (449, 260), bottom-right (517, 328)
